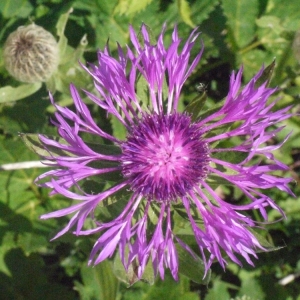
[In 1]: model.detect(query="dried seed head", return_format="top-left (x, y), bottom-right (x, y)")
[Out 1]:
top-left (3, 23), bottom-right (59, 83)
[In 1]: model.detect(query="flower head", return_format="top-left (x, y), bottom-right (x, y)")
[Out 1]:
top-left (37, 24), bottom-right (293, 281)
top-left (3, 23), bottom-right (59, 83)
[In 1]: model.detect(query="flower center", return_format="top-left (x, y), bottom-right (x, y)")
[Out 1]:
top-left (121, 113), bottom-right (210, 201)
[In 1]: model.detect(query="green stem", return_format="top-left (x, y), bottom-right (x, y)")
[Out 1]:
top-left (238, 40), bottom-right (263, 55)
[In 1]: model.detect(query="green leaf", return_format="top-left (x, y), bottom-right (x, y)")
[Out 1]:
top-left (204, 277), bottom-right (231, 300)
top-left (264, 0), bottom-right (300, 31)
top-left (0, 0), bottom-right (33, 18)
top-left (256, 16), bottom-right (285, 35)
top-left (237, 49), bottom-right (271, 82)
top-left (185, 90), bottom-right (207, 122)
top-left (74, 261), bottom-right (119, 300)
top-left (110, 115), bottom-right (127, 140)
top-left (115, 0), bottom-right (153, 15)
top-left (206, 174), bottom-right (234, 187)
top-left (212, 150), bottom-right (248, 164)
top-left (0, 83), bottom-right (42, 104)
top-left (190, 0), bottom-right (220, 25)
top-left (143, 273), bottom-right (199, 300)
top-left (176, 244), bottom-right (211, 285)
top-left (237, 269), bottom-right (266, 300)
top-left (172, 202), bottom-right (204, 233)
top-left (0, 93), bottom-right (50, 134)
top-left (0, 248), bottom-right (77, 299)
top-left (56, 7), bottom-right (73, 59)
top-left (94, 191), bottom-right (131, 222)
top-left (0, 137), bottom-right (59, 257)
top-left (177, 0), bottom-right (195, 27)
top-left (222, 0), bottom-right (259, 48)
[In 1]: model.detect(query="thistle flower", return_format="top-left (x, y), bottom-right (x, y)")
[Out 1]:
top-left (3, 23), bottom-right (59, 83)
top-left (36, 24), bottom-right (293, 281)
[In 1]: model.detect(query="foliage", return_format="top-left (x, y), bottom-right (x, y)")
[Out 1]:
top-left (0, 0), bottom-right (300, 299)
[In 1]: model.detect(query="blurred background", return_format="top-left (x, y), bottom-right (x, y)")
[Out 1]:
top-left (0, 0), bottom-right (300, 299)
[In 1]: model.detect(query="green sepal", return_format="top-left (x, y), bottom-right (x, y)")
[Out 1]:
top-left (19, 133), bottom-right (74, 158)
top-left (249, 228), bottom-right (284, 252)
top-left (196, 98), bottom-right (225, 122)
top-left (113, 248), bottom-right (155, 287)
top-left (255, 59), bottom-right (276, 88)
top-left (176, 243), bottom-right (211, 284)
top-left (19, 133), bottom-right (121, 158)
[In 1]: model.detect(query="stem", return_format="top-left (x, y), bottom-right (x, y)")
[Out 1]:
top-left (238, 40), bottom-right (263, 55)
top-left (0, 160), bottom-right (51, 171)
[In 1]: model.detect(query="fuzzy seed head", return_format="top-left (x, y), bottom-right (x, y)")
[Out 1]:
top-left (3, 23), bottom-right (59, 83)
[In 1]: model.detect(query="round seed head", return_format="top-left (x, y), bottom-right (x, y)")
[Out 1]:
top-left (3, 23), bottom-right (59, 83)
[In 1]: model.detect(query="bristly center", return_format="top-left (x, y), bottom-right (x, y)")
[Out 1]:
top-left (121, 113), bottom-right (210, 202)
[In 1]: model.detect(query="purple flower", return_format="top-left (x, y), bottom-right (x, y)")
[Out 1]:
top-left (37, 24), bottom-right (293, 281)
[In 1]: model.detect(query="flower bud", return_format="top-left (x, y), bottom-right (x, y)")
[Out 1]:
top-left (3, 23), bottom-right (59, 83)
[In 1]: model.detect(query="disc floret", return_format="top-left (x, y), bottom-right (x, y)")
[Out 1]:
top-left (121, 113), bottom-right (210, 201)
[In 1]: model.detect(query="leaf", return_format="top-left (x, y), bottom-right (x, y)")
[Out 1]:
top-left (74, 261), bottom-right (118, 300)
top-left (0, 137), bottom-right (59, 255)
top-left (189, 0), bottom-right (220, 25)
top-left (237, 49), bottom-right (271, 82)
top-left (143, 273), bottom-right (199, 300)
top-left (1, 248), bottom-right (77, 299)
top-left (237, 269), bottom-right (266, 300)
top-left (56, 7), bottom-right (73, 58)
top-left (0, 93), bottom-right (50, 134)
top-left (177, 0), bottom-right (195, 27)
top-left (0, 82), bottom-right (42, 104)
top-left (0, 137), bottom-right (41, 203)
top-left (212, 150), bottom-right (248, 164)
top-left (0, 0), bottom-right (33, 18)
top-left (206, 174), bottom-right (234, 187)
top-left (222, 0), bottom-right (259, 49)
top-left (264, 0), bottom-right (300, 30)
top-left (204, 277), bottom-right (231, 300)
top-left (110, 114), bottom-right (128, 140)
top-left (185, 89), bottom-right (207, 122)
top-left (176, 244), bottom-right (211, 284)
top-left (114, 0), bottom-right (153, 15)
top-left (94, 191), bottom-right (131, 222)
top-left (256, 16), bottom-right (284, 35)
